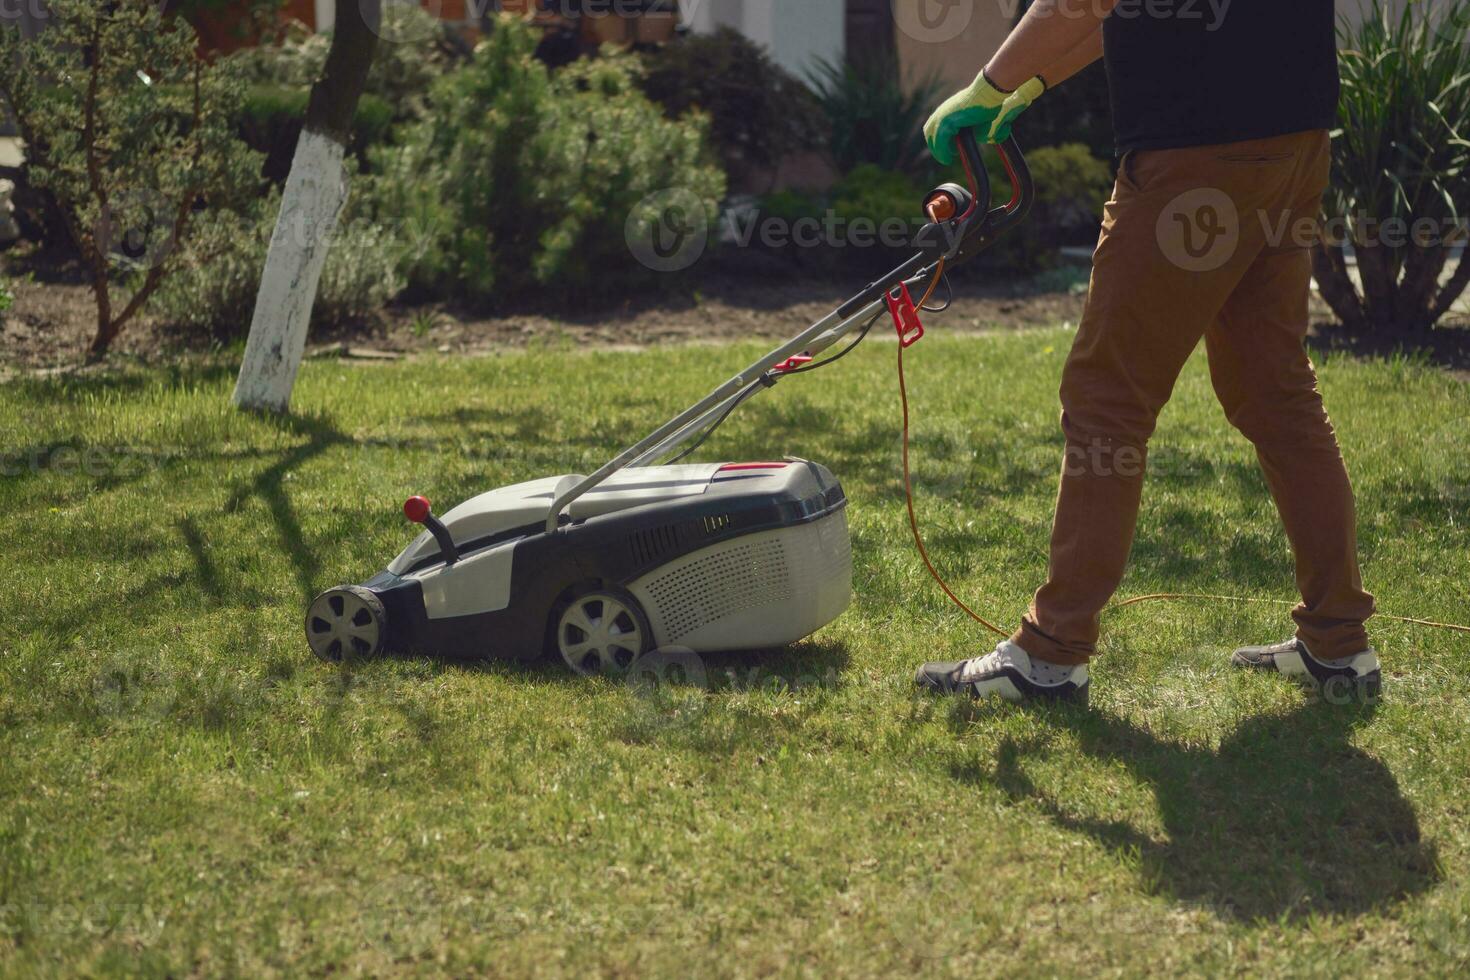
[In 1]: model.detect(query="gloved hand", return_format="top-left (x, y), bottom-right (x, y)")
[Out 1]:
top-left (924, 72), bottom-right (1046, 165)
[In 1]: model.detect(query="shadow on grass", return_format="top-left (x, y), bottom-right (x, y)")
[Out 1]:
top-left (399, 637), bottom-right (854, 694)
top-left (1309, 320), bottom-right (1470, 371)
top-left (224, 412), bottom-right (355, 602)
top-left (303, 640), bottom-right (854, 763)
top-left (958, 700), bottom-right (1439, 922)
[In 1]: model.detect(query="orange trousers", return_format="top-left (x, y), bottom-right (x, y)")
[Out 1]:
top-left (1012, 130), bottom-right (1375, 666)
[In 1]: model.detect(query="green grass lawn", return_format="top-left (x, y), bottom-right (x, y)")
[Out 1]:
top-left (2, 330), bottom-right (1468, 976)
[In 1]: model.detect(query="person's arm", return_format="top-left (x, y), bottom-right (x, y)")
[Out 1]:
top-left (924, 1), bottom-right (1114, 160)
top-left (985, 1), bottom-right (1115, 90)
top-left (1037, 24), bottom-right (1105, 89)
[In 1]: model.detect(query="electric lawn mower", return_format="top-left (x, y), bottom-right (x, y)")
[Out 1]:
top-left (305, 133), bottom-right (1035, 674)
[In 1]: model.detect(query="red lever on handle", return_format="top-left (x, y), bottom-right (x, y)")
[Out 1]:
top-left (772, 353), bottom-right (814, 374)
top-left (886, 283), bottom-right (924, 348)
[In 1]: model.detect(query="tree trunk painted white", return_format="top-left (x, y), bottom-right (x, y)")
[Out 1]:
top-left (314, 0), bottom-right (336, 32)
top-left (230, 130), bottom-right (347, 413)
top-left (231, 0), bottom-right (377, 414)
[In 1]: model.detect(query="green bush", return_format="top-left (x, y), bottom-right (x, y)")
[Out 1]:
top-left (151, 188), bottom-right (406, 335)
top-left (743, 167), bottom-right (927, 275)
top-left (756, 189), bottom-right (825, 226)
top-left (829, 164), bottom-right (925, 234)
top-left (809, 56), bottom-right (941, 177)
top-left (0, 0), bottom-right (261, 355)
top-left (229, 7), bottom-right (451, 119)
top-left (236, 85), bottom-right (394, 182)
top-left (1317, 0), bottom-right (1470, 335)
top-left (743, 143), bottom-right (1110, 279)
top-left (364, 17), bottom-right (725, 305)
top-left (1026, 143), bottom-right (1112, 243)
top-left (639, 28), bottom-right (826, 183)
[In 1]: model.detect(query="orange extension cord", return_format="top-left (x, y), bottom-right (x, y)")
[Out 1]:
top-left (896, 260), bottom-right (1470, 639)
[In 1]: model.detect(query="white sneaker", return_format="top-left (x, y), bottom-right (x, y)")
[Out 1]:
top-left (1231, 638), bottom-right (1381, 701)
top-left (914, 640), bottom-right (1090, 705)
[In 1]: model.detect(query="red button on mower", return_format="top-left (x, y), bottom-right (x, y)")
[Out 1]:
top-left (403, 495), bottom-right (458, 566)
top-left (403, 495), bottom-right (432, 524)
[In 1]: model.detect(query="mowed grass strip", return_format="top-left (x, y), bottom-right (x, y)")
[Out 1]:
top-left (1, 330), bottom-right (1467, 976)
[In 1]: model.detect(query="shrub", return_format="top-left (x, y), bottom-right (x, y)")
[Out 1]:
top-left (740, 140), bottom-right (1110, 279)
top-left (237, 85), bottom-right (394, 182)
top-left (365, 17), bottom-right (725, 306)
top-left (795, 142), bottom-right (1110, 277)
top-left (1316, 0), bottom-right (1470, 335)
top-left (151, 187), bottom-right (406, 334)
top-left (230, 6), bottom-right (452, 121)
top-left (756, 189), bottom-right (825, 226)
top-left (809, 56), bottom-right (941, 177)
top-left (639, 28), bottom-right (826, 184)
top-left (829, 165), bottom-right (923, 226)
top-left (0, 0), bottom-right (261, 356)
top-left (739, 168), bottom-right (924, 275)
top-left (1026, 143), bottom-right (1112, 245)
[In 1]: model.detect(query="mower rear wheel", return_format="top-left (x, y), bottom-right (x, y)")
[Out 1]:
top-left (306, 585), bottom-right (386, 663)
top-left (554, 588), bottom-right (651, 676)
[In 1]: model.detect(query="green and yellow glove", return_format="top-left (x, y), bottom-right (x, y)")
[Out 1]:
top-left (923, 72), bottom-right (1046, 165)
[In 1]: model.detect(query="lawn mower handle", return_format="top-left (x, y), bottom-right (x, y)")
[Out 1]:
top-left (966, 133), bottom-right (1035, 250)
top-left (829, 133), bottom-right (1032, 321)
top-left (540, 134), bottom-right (1035, 533)
top-left (922, 131), bottom-right (1033, 267)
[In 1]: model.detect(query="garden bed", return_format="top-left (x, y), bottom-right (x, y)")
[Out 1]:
top-left (0, 267), bottom-right (1093, 372)
top-left (13, 259), bottom-right (1467, 377)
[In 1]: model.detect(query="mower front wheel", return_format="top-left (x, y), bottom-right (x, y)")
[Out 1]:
top-left (551, 586), bottom-right (651, 676)
top-left (305, 585), bottom-right (386, 663)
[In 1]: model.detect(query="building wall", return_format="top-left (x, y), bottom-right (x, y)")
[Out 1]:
top-left (680, 0), bottom-right (845, 81)
top-left (892, 0), bottom-right (1011, 94)
top-left (1339, 0), bottom-right (1417, 28)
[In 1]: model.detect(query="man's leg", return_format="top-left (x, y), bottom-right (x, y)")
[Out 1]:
top-left (1011, 146), bottom-right (1266, 665)
top-left (1204, 137), bottom-right (1376, 662)
top-left (917, 130), bottom-right (1341, 700)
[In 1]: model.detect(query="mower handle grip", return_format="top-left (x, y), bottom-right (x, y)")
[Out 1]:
top-left (940, 130), bottom-right (1034, 262)
top-left (955, 129), bottom-right (991, 222)
top-left (989, 135), bottom-right (1035, 230)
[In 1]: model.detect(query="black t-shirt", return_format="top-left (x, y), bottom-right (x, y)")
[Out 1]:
top-left (1102, 0), bottom-right (1340, 153)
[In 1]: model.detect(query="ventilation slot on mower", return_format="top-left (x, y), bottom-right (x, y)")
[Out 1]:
top-left (630, 524), bottom-right (681, 567)
top-left (702, 513), bottom-right (732, 536)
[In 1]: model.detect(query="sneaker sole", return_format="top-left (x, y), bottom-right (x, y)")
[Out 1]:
top-left (1231, 653), bottom-right (1382, 702)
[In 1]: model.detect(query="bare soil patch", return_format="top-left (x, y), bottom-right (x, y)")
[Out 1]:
top-left (2, 263), bottom-right (1090, 372)
top-left (7, 254), bottom-right (1465, 376)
